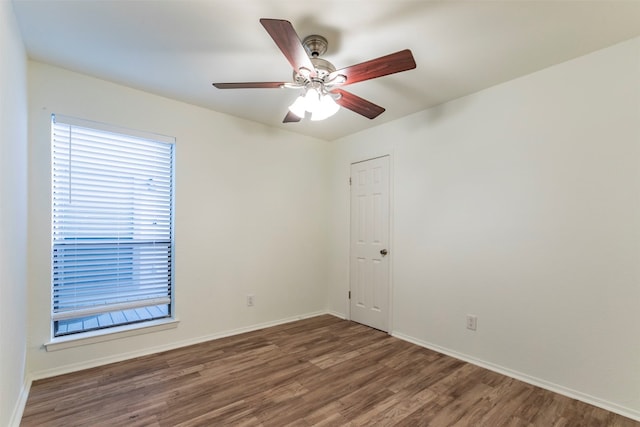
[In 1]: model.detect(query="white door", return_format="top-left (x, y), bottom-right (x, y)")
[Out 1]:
top-left (350, 156), bottom-right (390, 332)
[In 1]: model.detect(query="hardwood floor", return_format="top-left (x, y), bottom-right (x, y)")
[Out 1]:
top-left (21, 315), bottom-right (638, 426)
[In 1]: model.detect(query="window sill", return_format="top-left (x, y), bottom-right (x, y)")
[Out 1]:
top-left (44, 318), bottom-right (179, 352)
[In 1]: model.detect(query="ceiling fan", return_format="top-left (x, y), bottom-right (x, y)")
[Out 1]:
top-left (213, 18), bottom-right (416, 123)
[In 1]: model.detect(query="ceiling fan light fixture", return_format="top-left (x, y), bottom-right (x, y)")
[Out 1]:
top-left (311, 93), bottom-right (340, 121)
top-left (288, 86), bottom-right (340, 121)
top-left (303, 87), bottom-right (322, 111)
top-left (288, 95), bottom-right (307, 118)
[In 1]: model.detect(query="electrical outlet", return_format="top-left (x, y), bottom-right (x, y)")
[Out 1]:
top-left (246, 294), bottom-right (255, 307)
top-left (466, 314), bottom-right (477, 331)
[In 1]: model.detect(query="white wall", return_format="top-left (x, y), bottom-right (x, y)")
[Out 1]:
top-left (27, 62), bottom-right (329, 375)
top-left (328, 37), bottom-right (640, 417)
top-left (0, 2), bottom-right (28, 425)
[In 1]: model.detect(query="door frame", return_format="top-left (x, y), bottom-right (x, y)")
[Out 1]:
top-left (348, 153), bottom-right (394, 333)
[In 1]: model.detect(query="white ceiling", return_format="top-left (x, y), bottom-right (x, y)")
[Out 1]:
top-left (12, 0), bottom-right (640, 141)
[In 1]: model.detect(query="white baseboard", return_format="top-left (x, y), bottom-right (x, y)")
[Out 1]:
top-left (30, 310), bottom-right (329, 381)
top-left (392, 331), bottom-right (640, 422)
top-left (326, 310), bottom-right (347, 320)
top-left (8, 376), bottom-right (32, 427)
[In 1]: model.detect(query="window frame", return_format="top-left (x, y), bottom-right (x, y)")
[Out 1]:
top-left (49, 114), bottom-right (176, 342)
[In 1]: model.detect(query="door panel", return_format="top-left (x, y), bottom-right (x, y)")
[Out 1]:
top-left (350, 156), bottom-right (390, 332)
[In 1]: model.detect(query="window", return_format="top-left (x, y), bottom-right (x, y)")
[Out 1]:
top-left (51, 115), bottom-right (175, 337)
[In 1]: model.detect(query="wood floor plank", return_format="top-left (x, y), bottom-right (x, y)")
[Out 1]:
top-left (21, 315), bottom-right (639, 426)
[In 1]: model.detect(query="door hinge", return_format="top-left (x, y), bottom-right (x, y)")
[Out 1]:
top-left (348, 291), bottom-right (351, 299)
top-left (349, 177), bottom-right (352, 186)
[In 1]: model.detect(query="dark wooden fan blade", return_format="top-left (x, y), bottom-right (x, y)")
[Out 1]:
top-left (283, 111), bottom-right (302, 123)
top-left (212, 82), bottom-right (285, 89)
top-left (260, 19), bottom-right (315, 77)
top-left (329, 49), bottom-right (416, 86)
top-left (332, 89), bottom-right (385, 119)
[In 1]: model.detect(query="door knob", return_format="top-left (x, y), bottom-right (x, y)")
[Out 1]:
top-left (380, 249), bottom-right (388, 256)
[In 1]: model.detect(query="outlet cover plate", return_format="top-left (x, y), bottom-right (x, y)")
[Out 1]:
top-left (466, 314), bottom-right (477, 331)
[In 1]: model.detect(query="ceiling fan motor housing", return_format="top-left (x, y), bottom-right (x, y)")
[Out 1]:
top-left (292, 35), bottom-right (336, 84)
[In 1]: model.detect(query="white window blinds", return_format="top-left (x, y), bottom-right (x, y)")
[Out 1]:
top-left (51, 114), bottom-right (175, 337)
